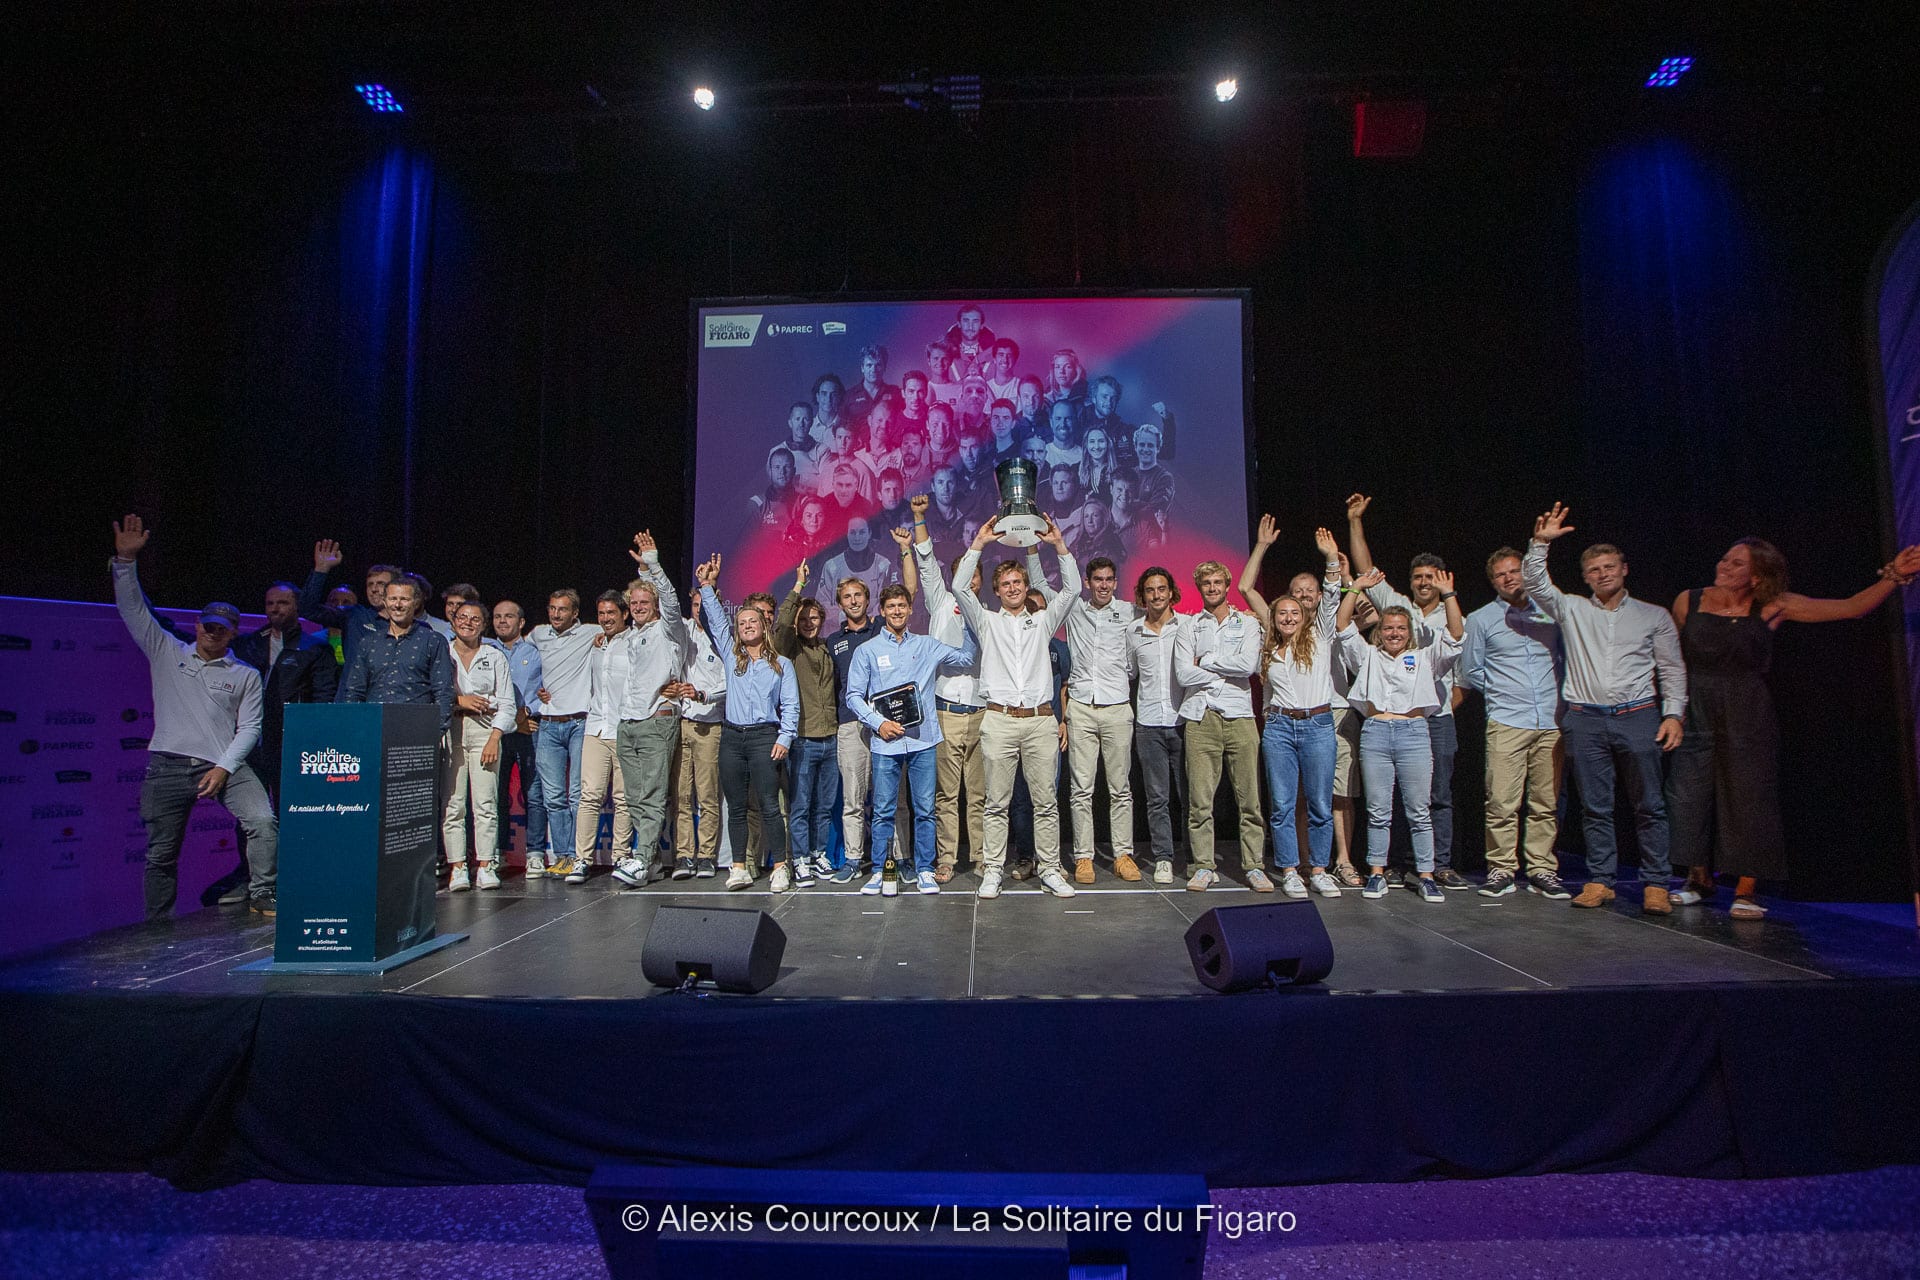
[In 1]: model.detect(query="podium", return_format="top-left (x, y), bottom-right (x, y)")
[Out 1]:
top-left (235, 702), bottom-right (466, 974)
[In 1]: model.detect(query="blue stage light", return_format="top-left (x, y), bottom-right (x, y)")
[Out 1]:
top-left (355, 84), bottom-right (404, 113)
top-left (1645, 57), bottom-right (1694, 88)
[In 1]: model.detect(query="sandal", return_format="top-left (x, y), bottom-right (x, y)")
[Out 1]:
top-left (933, 865), bottom-right (954, 884)
top-left (1729, 897), bottom-right (1767, 919)
top-left (1332, 863), bottom-right (1365, 889)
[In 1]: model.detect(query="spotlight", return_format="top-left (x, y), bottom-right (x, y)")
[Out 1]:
top-left (1645, 57), bottom-right (1694, 88)
top-left (354, 84), bottom-right (403, 113)
top-left (1214, 77), bottom-right (1239, 103)
top-left (692, 86), bottom-right (716, 111)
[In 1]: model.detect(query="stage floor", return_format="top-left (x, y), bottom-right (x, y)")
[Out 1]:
top-left (6, 857), bottom-right (1917, 1000)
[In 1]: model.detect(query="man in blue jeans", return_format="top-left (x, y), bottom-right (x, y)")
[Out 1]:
top-left (490, 600), bottom-right (548, 874)
top-left (1522, 503), bottom-right (1687, 914)
top-left (528, 589), bottom-right (599, 878)
top-left (844, 583), bottom-right (978, 895)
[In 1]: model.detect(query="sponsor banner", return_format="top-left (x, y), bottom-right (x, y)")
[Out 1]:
top-left (0, 595), bottom-right (267, 959)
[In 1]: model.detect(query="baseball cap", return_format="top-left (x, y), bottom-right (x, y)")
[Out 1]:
top-left (198, 603), bottom-right (242, 631)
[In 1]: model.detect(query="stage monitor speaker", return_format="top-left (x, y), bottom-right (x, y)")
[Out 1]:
top-left (1353, 100), bottom-right (1427, 158)
top-left (1184, 900), bottom-right (1333, 991)
top-left (642, 905), bottom-right (786, 994)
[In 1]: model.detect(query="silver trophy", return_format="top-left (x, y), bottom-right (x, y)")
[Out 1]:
top-left (992, 457), bottom-right (1049, 548)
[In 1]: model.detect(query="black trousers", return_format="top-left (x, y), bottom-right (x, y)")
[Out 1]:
top-left (720, 723), bottom-right (788, 863)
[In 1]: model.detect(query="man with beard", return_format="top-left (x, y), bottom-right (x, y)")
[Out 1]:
top-left (895, 424), bottom-right (934, 494)
top-left (942, 304), bottom-right (995, 377)
top-left (1082, 375), bottom-right (1133, 467)
top-left (984, 338), bottom-right (1022, 404)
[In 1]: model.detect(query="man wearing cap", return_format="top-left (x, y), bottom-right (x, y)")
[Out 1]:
top-left (111, 515), bottom-right (280, 920)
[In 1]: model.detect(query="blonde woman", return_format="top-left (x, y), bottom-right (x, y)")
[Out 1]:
top-left (1240, 517), bottom-right (1344, 898)
top-left (443, 601), bottom-right (517, 891)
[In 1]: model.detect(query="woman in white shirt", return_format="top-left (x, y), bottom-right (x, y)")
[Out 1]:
top-left (1334, 566), bottom-right (1464, 903)
top-left (443, 602), bottom-right (518, 891)
top-left (1241, 518), bottom-right (1343, 899)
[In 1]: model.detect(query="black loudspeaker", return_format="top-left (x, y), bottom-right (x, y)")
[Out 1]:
top-left (1183, 900), bottom-right (1334, 991)
top-left (641, 905), bottom-right (787, 993)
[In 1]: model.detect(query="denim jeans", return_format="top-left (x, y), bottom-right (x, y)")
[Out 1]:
top-left (1134, 723), bottom-right (1185, 864)
top-left (1261, 711), bottom-right (1336, 869)
top-left (139, 753), bottom-right (278, 918)
top-left (535, 716), bottom-right (586, 858)
top-left (1564, 705), bottom-right (1671, 886)
top-left (1427, 713), bottom-right (1458, 871)
top-left (1360, 717), bottom-right (1434, 872)
top-left (870, 746), bottom-right (938, 876)
top-left (496, 729), bottom-right (546, 853)
top-left (788, 735), bottom-right (841, 857)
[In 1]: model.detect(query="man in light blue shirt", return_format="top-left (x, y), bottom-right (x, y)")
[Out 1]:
top-left (845, 583), bottom-right (979, 895)
top-left (491, 600), bottom-right (548, 872)
top-left (1458, 547), bottom-right (1570, 899)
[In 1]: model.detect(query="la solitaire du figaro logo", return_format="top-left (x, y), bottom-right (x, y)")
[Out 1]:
top-left (300, 747), bottom-right (363, 782)
top-left (703, 313), bottom-right (763, 348)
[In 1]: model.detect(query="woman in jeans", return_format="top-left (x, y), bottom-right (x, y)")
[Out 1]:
top-left (774, 558), bottom-right (841, 883)
top-left (1335, 566), bottom-right (1463, 903)
top-left (443, 601), bottom-right (518, 892)
top-left (696, 553), bottom-right (801, 892)
top-left (1240, 517), bottom-right (1344, 899)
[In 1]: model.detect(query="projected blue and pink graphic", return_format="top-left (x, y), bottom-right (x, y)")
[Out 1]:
top-left (692, 296), bottom-right (1251, 624)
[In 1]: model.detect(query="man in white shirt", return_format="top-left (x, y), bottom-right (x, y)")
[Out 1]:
top-left (911, 497), bottom-right (988, 884)
top-left (1127, 566), bottom-right (1189, 885)
top-left (1029, 551), bottom-right (1140, 883)
top-left (670, 606), bottom-right (729, 879)
top-left (951, 516), bottom-right (1083, 898)
top-left (1523, 503), bottom-right (1686, 914)
top-left (528, 588), bottom-right (600, 879)
top-left (570, 590), bottom-right (636, 883)
top-left (111, 515), bottom-right (278, 919)
top-left (612, 532), bottom-right (688, 887)
top-left (1173, 559), bottom-right (1267, 891)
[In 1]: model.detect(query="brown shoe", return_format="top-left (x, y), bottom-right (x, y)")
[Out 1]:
top-left (933, 864), bottom-right (954, 884)
top-left (1111, 854), bottom-right (1142, 882)
top-left (1570, 882), bottom-right (1617, 909)
top-left (1641, 885), bottom-right (1672, 915)
top-left (1074, 857), bottom-right (1095, 884)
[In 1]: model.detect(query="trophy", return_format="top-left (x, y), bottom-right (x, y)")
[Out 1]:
top-left (992, 457), bottom-right (1049, 548)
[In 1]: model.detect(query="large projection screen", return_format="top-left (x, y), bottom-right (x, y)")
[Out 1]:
top-left (691, 294), bottom-right (1252, 626)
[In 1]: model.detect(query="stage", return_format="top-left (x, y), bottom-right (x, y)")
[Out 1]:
top-left (3, 859), bottom-right (1919, 1193)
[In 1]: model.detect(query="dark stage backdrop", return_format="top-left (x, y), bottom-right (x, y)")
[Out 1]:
top-left (8, 76), bottom-right (1918, 896)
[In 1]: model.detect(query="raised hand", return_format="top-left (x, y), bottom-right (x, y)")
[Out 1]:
top-left (1345, 493), bottom-right (1372, 521)
top-left (1433, 568), bottom-right (1456, 596)
top-left (1533, 503), bottom-right (1576, 542)
top-left (1255, 513), bottom-right (1279, 547)
top-left (112, 515), bottom-right (151, 560)
top-left (794, 559), bottom-right (810, 591)
top-left (1335, 551), bottom-right (1352, 582)
top-left (313, 538), bottom-right (343, 572)
top-left (910, 493), bottom-right (930, 517)
top-left (695, 554), bottom-right (721, 588)
top-left (629, 529), bottom-right (657, 563)
top-left (1314, 526), bottom-right (1339, 560)
top-left (972, 517), bottom-right (1000, 550)
top-left (1353, 567), bottom-right (1386, 590)
top-left (889, 526), bottom-right (913, 552)
top-left (1041, 513), bottom-right (1067, 552)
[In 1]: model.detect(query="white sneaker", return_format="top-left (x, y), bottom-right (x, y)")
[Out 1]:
top-left (1279, 868), bottom-right (1309, 898)
top-left (565, 858), bottom-right (590, 885)
top-left (612, 857), bottom-right (650, 887)
top-left (524, 855), bottom-right (546, 879)
top-left (790, 858), bottom-right (814, 887)
top-left (917, 871), bottom-right (939, 895)
top-left (861, 872), bottom-right (885, 895)
top-left (476, 864), bottom-right (501, 891)
top-left (1152, 860), bottom-right (1174, 885)
top-left (811, 853), bottom-right (834, 879)
top-left (448, 864), bottom-right (470, 892)
top-left (771, 863), bottom-right (793, 893)
top-left (979, 869), bottom-right (1004, 899)
top-left (726, 864), bottom-right (753, 890)
top-left (1038, 869), bottom-right (1076, 898)
top-left (1309, 869), bottom-right (1342, 897)
top-left (1186, 868), bottom-right (1218, 892)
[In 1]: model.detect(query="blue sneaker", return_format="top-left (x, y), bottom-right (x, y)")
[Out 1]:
top-left (1361, 873), bottom-right (1389, 899)
top-left (1418, 876), bottom-right (1445, 903)
top-left (832, 862), bottom-right (861, 885)
top-left (917, 871), bottom-right (939, 895)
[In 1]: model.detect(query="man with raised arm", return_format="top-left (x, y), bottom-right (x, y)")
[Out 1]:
top-left (951, 515), bottom-right (1083, 899)
top-left (910, 495), bottom-right (991, 884)
top-left (610, 531), bottom-right (688, 888)
top-left (1027, 547), bottom-right (1140, 884)
top-left (111, 515), bottom-right (280, 919)
top-left (1523, 502), bottom-right (1686, 914)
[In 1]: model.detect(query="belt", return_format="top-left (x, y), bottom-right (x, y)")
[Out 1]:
top-left (1572, 698), bottom-right (1657, 716)
top-left (540, 711), bottom-right (588, 721)
top-left (986, 701), bottom-right (1053, 718)
top-left (1070, 696), bottom-right (1132, 709)
top-left (1271, 703), bottom-right (1332, 720)
top-left (936, 698), bottom-right (984, 715)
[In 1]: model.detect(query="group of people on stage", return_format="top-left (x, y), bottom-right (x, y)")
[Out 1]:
top-left (111, 493), bottom-right (1920, 921)
top-left (751, 304), bottom-right (1183, 625)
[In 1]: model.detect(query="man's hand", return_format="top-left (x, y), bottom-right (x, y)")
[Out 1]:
top-left (793, 558), bottom-right (810, 592)
top-left (1353, 567), bottom-right (1386, 590)
top-left (195, 766), bottom-right (229, 799)
top-left (537, 687), bottom-right (552, 705)
top-left (695, 553), bottom-right (721, 588)
top-left (629, 529), bottom-right (657, 564)
top-left (1894, 546), bottom-right (1920, 577)
top-left (910, 493), bottom-right (930, 518)
top-left (1041, 513), bottom-right (1067, 552)
top-left (770, 742), bottom-right (789, 762)
top-left (1345, 493), bottom-right (1372, 521)
top-left (313, 538), bottom-right (343, 573)
top-left (481, 734), bottom-right (501, 768)
top-left (113, 515), bottom-right (151, 561)
top-left (1656, 716), bottom-right (1684, 752)
top-left (1433, 568), bottom-right (1456, 596)
top-left (1255, 513), bottom-right (1279, 547)
top-left (1057, 721), bottom-right (1069, 753)
top-left (456, 694), bottom-right (492, 715)
top-left (1314, 527), bottom-right (1339, 560)
top-left (1335, 551), bottom-right (1353, 583)
top-left (1533, 503), bottom-right (1576, 542)
top-left (516, 708), bottom-right (539, 734)
top-left (876, 719), bottom-right (906, 741)
top-left (890, 525), bottom-right (913, 552)
top-left (971, 518), bottom-right (1000, 551)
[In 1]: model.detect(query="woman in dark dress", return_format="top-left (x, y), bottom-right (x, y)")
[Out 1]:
top-left (1667, 538), bottom-right (1920, 918)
